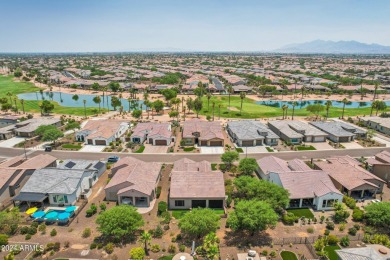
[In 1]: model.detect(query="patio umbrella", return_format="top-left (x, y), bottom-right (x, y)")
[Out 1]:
top-left (45, 211), bottom-right (58, 220)
top-left (57, 212), bottom-right (70, 221)
top-left (25, 207), bottom-right (38, 215)
top-left (65, 206), bottom-right (76, 213)
top-left (32, 210), bottom-right (45, 218)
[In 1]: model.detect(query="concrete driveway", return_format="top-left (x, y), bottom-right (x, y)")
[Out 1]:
top-left (79, 145), bottom-right (106, 152)
top-left (308, 142), bottom-right (335, 150)
top-left (245, 146), bottom-right (269, 153)
top-left (0, 137), bottom-right (26, 148)
top-left (143, 145), bottom-right (168, 154)
top-left (200, 146), bottom-right (224, 154)
top-left (342, 141), bottom-right (363, 149)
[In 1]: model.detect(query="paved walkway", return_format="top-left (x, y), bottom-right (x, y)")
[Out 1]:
top-left (0, 137), bottom-right (25, 148)
top-left (200, 146), bottom-right (224, 154)
top-left (79, 145), bottom-right (106, 152)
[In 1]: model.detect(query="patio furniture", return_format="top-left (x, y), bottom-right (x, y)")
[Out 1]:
top-left (26, 207), bottom-right (38, 215)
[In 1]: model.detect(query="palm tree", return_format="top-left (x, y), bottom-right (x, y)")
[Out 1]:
top-left (139, 231), bottom-right (152, 255)
top-left (93, 96), bottom-right (101, 114)
top-left (6, 92), bottom-right (12, 106)
top-left (291, 101), bottom-right (297, 120)
top-left (341, 98), bottom-right (349, 119)
top-left (282, 104), bottom-right (288, 119)
top-left (183, 106), bottom-right (186, 121)
top-left (373, 82), bottom-right (379, 101)
top-left (212, 101), bottom-right (215, 121)
top-left (301, 86), bottom-right (306, 101)
top-left (127, 98), bottom-right (132, 112)
top-left (325, 100), bottom-right (332, 119)
top-left (218, 104), bottom-right (221, 120)
top-left (20, 99), bottom-right (25, 114)
top-left (375, 100), bottom-right (387, 116)
top-left (83, 99), bottom-right (87, 118)
top-left (239, 92), bottom-right (246, 115)
top-left (13, 97), bottom-right (18, 113)
top-left (72, 94), bottom-right (79, 104)
top-left (227, 85), bottom-right (233, 112)
top-left (207, 93), bottom-right (212, 111)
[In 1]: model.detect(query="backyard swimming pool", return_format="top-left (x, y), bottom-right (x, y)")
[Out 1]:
top-left (256, 100), bottom-right (390, 109)
top-left (17, 91), bottom-right (144, 111)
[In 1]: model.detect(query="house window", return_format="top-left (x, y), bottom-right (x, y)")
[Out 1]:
top-left (175, 200), bottom-right (185, 207)
top-left (53, 195), bottom-right (68, 204)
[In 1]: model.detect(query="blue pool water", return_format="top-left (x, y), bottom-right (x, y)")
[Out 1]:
top-left (17, 91), bottom-right (144, 111)
top-left (256, 100), bottom-right (390, 109)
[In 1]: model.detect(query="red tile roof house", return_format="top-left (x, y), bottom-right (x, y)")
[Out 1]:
top-left (182, 119), bottom-right (224, 147)
top-left (0, 154), bottom-right (57, 208)
top-left (257, 156), bottom-right (342, 210)
top-left (169, 158), bottom-right (225, 209)
top-left (131, 122), bottom-right (174, 146)
top-left (315, 156), bottom-right (386, 198)
top-left (366, 150), bottom-right (390, 183)
top-left (104, 157), bottom-right (162, 207)
top-left (75, 119), bottom-right (129, 146)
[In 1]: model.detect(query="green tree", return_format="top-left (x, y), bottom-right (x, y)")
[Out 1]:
top-left (160, 89), bottom-right (177, 104)
top-left (132, 109), bottom-right (142, 119)
top-left (83, 99), bottom-right (87, 118)
top-left (234, 176), bottom-right (289, 210)
top-left (129, 247), bottom-right (145, 259)
top-left (291, 101), bottom-right (297, 120)
top-left (93, 96), bottom-right (101, 113)
top-left (364, 202), bottom-right (390, 228)
top-left (42, 128), bottom-right (64, 145)
top-left (198, 232), bottom-right (219, 260)
top-left (91, 82), bottom-right (100, 91)
top-left (341, 98), bottom-right (350, 119)
top-left (65, 121), bottom-right (80, 133)
top-left (39, 100), bottom-right (54, 114)
top-left (96, 205), bottom-right (144, 241)
top-left (239, 92), bottom-right (246, 115)
top-left (186, 97), bottom-right (194, 113)
top-left (221, 151), bottom-right (239, 169)
top-left (13, 68), bottom-right (22, 77)
top-left (111, 96), bottom-right (121, 111)
top-left (108, 82), bottom-right (120, 92)
top-left (6, 92), bottom-right (13, 107)
top-left (139, 231), bottom-right (152, 255)
top-left (306, 104), bottom-right (325, 118)
top-left (227, 200), bottom-right (278, 235)
top-left (227, 85), bottom-right (233, 112)
top-left (374, 100), bottom-right (387, 116)
top-left (72, 94), bottom-right (79, 103)
top-left (20, 99), bottom-right (25, 114)
top-left (179, 208), bottom-right (220, 238)
top-left (238, 158), bottom-right (258, 176)
top-left (152, 100), bottom-right (164, 114)
top-left (325, 100), bottom-right (332, 119)
top-left (0, 208), bottom-right (20, 235)
top-left (193, 98), bottom-right (203, 118)
top-left (206, 93), bottom-right (212, 111)
top-left (35, 125), bottom-right (56, 136)
top-left (333, 202), bottom-right (350, 223)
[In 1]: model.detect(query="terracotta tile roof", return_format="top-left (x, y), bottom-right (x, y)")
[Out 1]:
top-left (81, 119), bottom-right (128, 139)
top-left (182, 119), bottom-right (224, 140)
top-left (131, 122), bottom-right (172, 139)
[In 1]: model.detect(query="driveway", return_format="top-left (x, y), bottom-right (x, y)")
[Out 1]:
top-left (200, 146), bottom-right (224, 154)
top-left (79, 145), bottom-right (106, 152)
top-left (342, 141), bottom-right (363, 149)
top-left (143, 145), bottom-right (168, 154)
top-left (245, 146), bottom-right (269, 153)
top-left (0, 137), bottom-right (26, 148)
top-left (307, 142), bottom-right (335, 150)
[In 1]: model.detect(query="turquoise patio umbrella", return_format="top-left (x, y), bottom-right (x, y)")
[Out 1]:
top-left (32, 211), bottom-right (45, 218)
top-left (65, 206), bottom-right (76, 213)
top-left (45, 211), bottom-right (58, 220)
top-left (58, 212), bottom-right (70, 221)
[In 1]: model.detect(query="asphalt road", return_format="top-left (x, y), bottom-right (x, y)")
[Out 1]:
top-left (1, 146), bottom-right (390, 163)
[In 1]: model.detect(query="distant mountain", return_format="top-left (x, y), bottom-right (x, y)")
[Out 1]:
top-left (274, 40), bottom-right (390, 54)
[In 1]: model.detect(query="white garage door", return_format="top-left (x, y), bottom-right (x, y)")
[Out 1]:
top-left (314, 136), bottom-right (325, 142)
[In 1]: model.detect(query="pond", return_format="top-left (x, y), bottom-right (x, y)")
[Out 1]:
top-left (17, 91), bottom-right (144, 111)
top-left (256, 100), bottom-right (390, 109)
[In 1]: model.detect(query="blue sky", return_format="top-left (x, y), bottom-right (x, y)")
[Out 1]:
top-left (1, 0), bottom-right (389, 52)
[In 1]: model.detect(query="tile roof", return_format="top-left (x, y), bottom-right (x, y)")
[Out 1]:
top-left (227, 120), bottom-right (279, 140)
top-left (131, 122), bottom-right (172, 139)
top-left (81, 119), bottom-right (128, 139)
top-left (182, 119), bottom-right (224, 140)
top-left (309, 121), bottom-right (366, 137)
top-left (269, 120), bottom-right (327, 138)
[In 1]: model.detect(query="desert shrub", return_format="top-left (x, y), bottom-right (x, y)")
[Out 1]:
top-left (25, 234), bottom-right (32, 240)
top-left (307, 227), bottom-right (314, 234)
top-left (327, 234), bottom-right (339, 245)
top-left (153, 225), bottom-right (164, 238)
top-left (261, 250), bottom-right (268, 256)
top-left (90, 243), bottom-right (97, 249)
top-left (129, 247), bottom-right (145, 259)
top-left (179, 244), bottom-right (185, 252)
top-left (283, 213), bottom-right (298, 225)
top-left (151, 244), bottom-right (160, 253)
top-left (348, 227), bottom-right (357, 236)
top-left (168, 244), bottom-right (176, 254)
top-left (324, 230), bottom-right (330, 236)
top-left (343, 196), bottom-right (356, 209)
top-left (352, 208), bottom-right (364, 221)
top-left (82, 228), bottom-right (91, 238)
top-left (326, 222), bottom-right (335, 230)
top-left (340, 236), bottom-right (350, 247)
top-left (104, 243), bottom-right (114, 254)
top-left (50, 229), bottom-right (57, 237)
top-left (158, 201), bottom-right (168, 215)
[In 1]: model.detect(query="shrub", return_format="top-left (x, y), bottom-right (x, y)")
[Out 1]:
top-left (327, 234), bottom-right (339, 245)
top-left (353, 224), bottom-right (361, 230)
top-left (38, 224), bottom-right (46, 233)
top-left (25, 234), bottom-right (32, 240)
top-left (153, 225), bottom-right (164, 238)
top-left (0, 234), bottom-right (9, 247)
top-left (161, 211), bottom-right (171, 224)
top-left (104, 243), bottom-right (114, 254)
top-left (156, 186), bottom-right (162, 198)
top-left (307, 227), bottom-right (314, 234)
top-left (270, 251), bottom-right (276, 258)
top-left (261, 250), bottom-right (268, 256)
top-left (20, 226), bottom-right (29, 235)
top-left (352, 208), bottom-right (364, 221)
top-left (283, 213), bottom-right (298, 225)
top-left (86, 209), bottom-right (94, 217)
top-left (179, 244), bottom-right (186, 252)
top-left (326, 222), bottom-right (335, 230)
top-left (324, 230), bottom-right (330, 236)
top-left (53, 242), bottom-right (60, 251)
top-left (348, 227), bottom-right (357, 236)
top-left (151, 244), bottom-right (160, 253)
top-left (168, 244), bottom-right (176, 254)
top-left (158, 201), bottom-right (168, 215)
top-left (50, 229), bottom-right (57, 237)
top-left (31, 222), bottom-right (39, 229)
top-left (64, 241), bottom-right (70, 248)
top-left (343, 196), bottom-right (356, 209)
top-left (90, 243), bottom-right (97, 249)
top-left (28, 227), bottom-right (37, 235)
top-left (219, 164), bottom-right (227, 172)
top-left (82, 228), bottom-right (91, 238)
top-left (130, 247), bottom-right (145, 259)
top-left (340, 236), bottom-right (350, 247)
top-left (99, 203), bottom-right (106, 211)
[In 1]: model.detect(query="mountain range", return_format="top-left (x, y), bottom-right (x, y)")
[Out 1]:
top-left (274, 40), bottom-right (390, 54)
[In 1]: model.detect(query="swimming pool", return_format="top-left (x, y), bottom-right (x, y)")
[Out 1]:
top-left (256, 100), bottom-right (390, 109)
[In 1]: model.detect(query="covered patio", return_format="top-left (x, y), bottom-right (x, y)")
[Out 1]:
top-left (12, 193), bottom-right (48, 208)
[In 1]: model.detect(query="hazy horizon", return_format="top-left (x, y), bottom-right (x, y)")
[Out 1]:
top-left (1, 0), bottom-right (390, 52)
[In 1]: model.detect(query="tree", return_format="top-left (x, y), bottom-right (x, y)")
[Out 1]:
top-left (234, 176), bottom-right (289, 210)
top-left (42, 128), bottom-right (64, 144)
top-left (198, 232), bottom-right (219, 260)
top-left (168, 110), bottom-right (179, 120)
top-left (65, 121), bottom-right (80, 133)
top-left (239, 92), bottom-right (246, 115)
top-left (160, 89), bottom-right (177, 104)
top-left (132, 109), bottom-right (142, 119)
top-left (1, 103), bottom-right (12, 112)
top-left (83, 99), bottom-right (87, 118)
top-left (341, 98), bottom-right (350, 119)
top-left (91, 82), bottom-right (100, 91)
top-left (364, 202), bottom-right (390, 228)
top-left (333, 202), bottom-right (350, 223)
top-left (20, 99), bottom-right (25, 114)
top-left (238, 158), bottom-right (258, 176)
top-left (111, 96), bottom-right (121, 111)
top-left (374, 100), bottom-right (387, 116)
top-left (39, 100), bottom-right (54, 114)
top-left (282, 104), bottom-right (288, 119)
top-left (13, 97), bottom-right (18, 113)
top-left (13, 68), bottom-right (22, 77)
top-left (206, 93), bottom-right (212, 111)
top-left (35, 125), bottom-right (56, 136)
top-left (72, 94), bottom-right (79, 103)
top-left (129, 247), bottom-right (145, 259)
top-left (139, 231), bottom-right (152, 255)
top-left (291, 101), bottom-right (297, 120)
top-left (0, 208), bottom-right (20, 235)
top-left (325, 100), bottom-right (332, 119)
top-left (179, 208), bottom-right (220, 238)
top-left (193, 98), bottom-right (203, 118)
top-left (227, 85), bottom-right (233, 112)
top-left (92, 96), bottom-right (101, 113)
top-left (152, 100), bottom-right (164, 114)
top-left (96, 205), bottom-right (144, 241)
top-left (306, 104), bottom-right (325, 118)
top-left (227, 200), bottom-right (278, 235)
top-left (108, 82), bottom-right (120, 92)
top-left (6, 92), bottom-right (13, 107)
top-left (186, 97), bottom-right (194, 113)
top-left (221, 151), bottom-right (239, 169)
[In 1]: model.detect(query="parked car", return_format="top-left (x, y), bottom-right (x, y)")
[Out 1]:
top-left (44, 145), bottom-right (52, 152)
top-left (107, 156), bottom-right (119, 163)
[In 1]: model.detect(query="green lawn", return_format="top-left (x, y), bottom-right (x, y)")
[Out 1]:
top-left (183, 146), bottom-right (195, 152)
top-left (171, 209), bottom-right (225, 219)
top-left (324, 245), bottom-right (341, 260)
top-left (296, 145), bottom-right (316, 151)
top-left (236, 148), bottom-right (244, 153)
top-left (286, 208), bottom-right (314, 219)
top-left (61, 144), bottom-right (82, 150)
top-left (199, 95), bottom-right (390, 119)
top-left (280, 251), bottom-right (298, 260)
top-left (266, 147), bottom-right (274, 152)
top-left (135, 145), bottom-right (145, 153)
top-left (158, 256), bottom-right (173, 260)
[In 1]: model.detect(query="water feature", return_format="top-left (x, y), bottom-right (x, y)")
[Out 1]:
top-left (256, 99), bottom-right (390, 109)
top-left (17, 91), bottom-right (144, 111)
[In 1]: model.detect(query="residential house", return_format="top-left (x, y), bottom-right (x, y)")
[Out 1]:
top-left (309, 121), bottom-right (366, 142)
top-left (76, 119), bottom-right (129, 146)
top-left (169, 158), bottom-right (225, 209)
top-left (182, 119), bottom-right (224, 146)
top-left (0, 115), bottom-right (21, 128)
top-left (336, 244), bottom-right (390, 260)
top-left (314, 156), bottom-right (385, 198)
top-left (57, 159), bottom-right (107, 178)
top-left (13, 118), bottom-right (62, 138)
top-left (105, 157), bottom-right (162, 207)
top-left (359, 116), bottom-right (390, 135)
top-left (366, 150), bottom-right (390, 182)
top-left (268, 120), bottom-right (327, 144)
top-left (131, 122), bottom-right (174, 146)
top-left (226, 120), bottom-right (279, 146)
